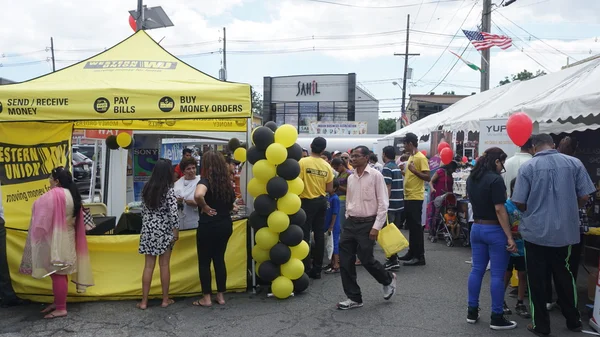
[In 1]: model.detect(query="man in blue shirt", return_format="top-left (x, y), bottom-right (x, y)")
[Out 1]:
top-left (512, 134), bottom-right (596, 336)
top-left (380, 146), bottom-right (405, 270)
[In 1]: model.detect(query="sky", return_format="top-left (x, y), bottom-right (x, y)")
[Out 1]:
top-left (1, 0), bottom-right (599, 120)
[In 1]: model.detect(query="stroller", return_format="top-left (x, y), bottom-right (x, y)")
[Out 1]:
top-left (428, 193), bottom-right (469, 247)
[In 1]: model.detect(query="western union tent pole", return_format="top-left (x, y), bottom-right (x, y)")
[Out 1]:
top-left (50, 37), bottom-right (55, 72)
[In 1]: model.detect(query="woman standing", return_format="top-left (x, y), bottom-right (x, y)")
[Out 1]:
top-left (174, 157), bottom-right (200, 230)
top-left (193, 151), bottom-right (236, 307)
top-left (466, 147), bottom-right (517, 330)
top-left (427, 161), bottom-right (457, 237)
top-left (20, 167), bottom-right (94, 319)
top-left (138, 159), bottom-right (179, 310)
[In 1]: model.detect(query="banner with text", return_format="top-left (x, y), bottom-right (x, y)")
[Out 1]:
top-left (74, 118), bottom-right (247, 132)
top-left (0, 122), bottom-right (72, 230)
top-left (308, 121), bottom-right (367, 135)
top-left (479, 118), bottom-right (519, 158)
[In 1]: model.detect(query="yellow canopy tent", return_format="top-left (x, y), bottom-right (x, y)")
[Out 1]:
top-left (0, 31), bottom-right (251, 302)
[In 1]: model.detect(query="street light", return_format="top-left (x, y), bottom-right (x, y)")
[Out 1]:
top-left (392, 81), bottom-right (405, 128)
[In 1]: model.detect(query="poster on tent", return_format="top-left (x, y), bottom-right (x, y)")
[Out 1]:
top-left (160, 143), bottom-right (184, 163)
top-left (479, 118), bottom-right (519, 158)
top-left (0, 122), bottom-right (72, 230)
top-left (133, 135), bottom-right (159, 202)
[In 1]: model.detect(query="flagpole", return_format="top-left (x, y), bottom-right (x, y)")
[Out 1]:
top-left (481, 0), bottom-right (492, 91)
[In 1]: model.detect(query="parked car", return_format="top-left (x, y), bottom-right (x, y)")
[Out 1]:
top-left (72, 151), bottom-right (92, 193)
top-left (73, 146), bottom-right (101, 190)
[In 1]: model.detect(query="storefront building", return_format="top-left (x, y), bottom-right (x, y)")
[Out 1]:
top-left (262, 73), bottom-right (379, 135)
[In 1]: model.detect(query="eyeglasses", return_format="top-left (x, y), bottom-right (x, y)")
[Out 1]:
top-left (350, 154), bottom-right (365, 159)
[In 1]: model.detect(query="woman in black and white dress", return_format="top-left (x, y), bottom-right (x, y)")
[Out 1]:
top-left (138, 159), bottom-right (179, 310)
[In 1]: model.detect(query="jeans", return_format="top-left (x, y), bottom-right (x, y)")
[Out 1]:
top-left (0, 218), bottom-right (17, 302)
top-left (467, 224), bottom-right (509, 314)
top-left (301, 197), bottom-right (327, 273)
top-left (405, 200), bottom-right (424, 259)
top-left (196, 219), bottom-right (233, 294)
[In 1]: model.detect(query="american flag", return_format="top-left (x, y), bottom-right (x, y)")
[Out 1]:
top-left (462, 30), bottom-right (512, 51)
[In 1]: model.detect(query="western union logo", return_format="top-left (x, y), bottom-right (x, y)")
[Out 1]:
top-left (83, 60), bottom-right (178, 70)
top-left (0, 141), bottom-right (69, 185)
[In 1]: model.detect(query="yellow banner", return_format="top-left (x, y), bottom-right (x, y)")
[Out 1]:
top-left (0, 122), bottom-right (72, 230)
top-left (74, 118), bottom-right (247, 132)
top-left (6, 220), bottom-right (248, 302)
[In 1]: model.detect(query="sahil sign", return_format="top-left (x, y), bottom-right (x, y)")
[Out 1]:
top-left (296, 81), bottom-right (320, 96)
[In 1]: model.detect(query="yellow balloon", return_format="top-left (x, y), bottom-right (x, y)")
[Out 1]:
top-left (277, 193), bottom-right (301, 215)
top-left (251, 127), bottom-right (257, 145)
top-left (252, 245), bottom-right (270, 263)
top-left (234, 147), bottom-right (247, 162)
top-left (280, 258), bottom-right (304, 280)
top-left (274, 124), bottom-right (299, 148)
top-left (253, 160), bottom-right (276, 183)
top-left (267, 210), bottom-right (290, 233)
top-left (265, 143), bottom-right (287, 166)
top-left (287, 177), bottom-right (305, 195)
top-left (255, 227), bottom-right (279, 250)
top-left (116, 132), bottom-right (132, 148)
top-left (290, 240), bottom-right (309, 260)
top-left (248, 178), bottom-right (267, 198)
top-left (271, 276), bottom-right (294, 299)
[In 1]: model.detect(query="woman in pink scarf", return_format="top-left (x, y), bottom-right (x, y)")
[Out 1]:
top-left (20, 167), bottom-right (94, 319)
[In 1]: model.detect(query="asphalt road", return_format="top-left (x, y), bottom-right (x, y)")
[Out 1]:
top-left (1, 232), bottom-right (596, 337)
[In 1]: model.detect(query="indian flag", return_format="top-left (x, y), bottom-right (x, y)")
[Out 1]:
top-left (449, 50), bottom-right (483, 72)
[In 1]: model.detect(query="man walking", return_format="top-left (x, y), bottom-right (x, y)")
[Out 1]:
top-left (512, 134), bottom-right (595, 336)
top-left (399, 133), bottom-right (430, 266)
top-left (299, 137), bottom-right (333, 279)
top-left (0, 182), bottom-right (26, 308)
top-left (337, 146), bottom-right (396, 310)
top-left (380, 146), bottom-right (405, 271)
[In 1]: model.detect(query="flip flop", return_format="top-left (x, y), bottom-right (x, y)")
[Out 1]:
top-left (44, 312), bottom-right (67, 319)
top-left (136, 303), bottom-right (147, 310)
top-left (215, 298), bottom-right (225, 305)
top-left (192, 299), bottom-right (212, 307)
top-left (41, 305), bottom-right (56, 313)
top-left (160, 299), bottom-right (175, 308)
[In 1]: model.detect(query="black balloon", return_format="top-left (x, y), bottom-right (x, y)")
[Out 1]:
top-left (269, 243), bottom-right (291, 265)
top-left (247, 146), bottom-right (266, 165)
top-left (254, 195), bottom-right (277, 216)
top-left (276, 159), bottom-right (301, 180)
top-left (264, 121), bottom-right (278, 132)
top-left (279, 224), bottom-right (303, 246)
top-left (249, 211), bottom-right (268, 231)
top-left (106, 135), bottom-right (119, 150)
top-left (293, 273), bottom-right (310, 294)
top-left (228, 138), bottom-right (241, 151)
top-left (266, 177), bottom-right (288, 199)
top-left (287, 143), bottom-right (303, 161)
top-left (258, 261), bottom-right (280, 282)
top-left (289, 209), bottom-right (307, 227)
top-left (252, 126), bottom-right (274, 151)
top-left (124, 139), bottom-right (135, 150)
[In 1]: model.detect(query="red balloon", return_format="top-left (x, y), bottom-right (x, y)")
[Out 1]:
top-left (506, 112), bottom-right (533, 147)
top-left (437, 141), bottom-right (450, 154)
top-left (440, 148), bottom-right (453, 165)
top-left (420, 150), bottom-right (427, 156)
top-left (462, 156), bottom-right (468, 163)
top-left (129, 15), bottom-right (137, 32)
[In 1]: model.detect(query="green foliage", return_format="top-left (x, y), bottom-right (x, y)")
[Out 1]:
top-left (379, 118), bottom-right (396, 135)
top-left (251, 86), bottom-right (263, 116)
top-left (499, 69), bottom-right (547, 86)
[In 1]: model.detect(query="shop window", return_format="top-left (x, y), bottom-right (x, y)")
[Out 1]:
top-left (299, 102), bottom-right (318, 134)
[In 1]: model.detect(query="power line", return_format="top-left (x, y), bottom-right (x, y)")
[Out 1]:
top-left (492, 21), bottom-right (552, 72)
top-left (412, 0), bottom-right (426, 25)
top-left (303, 0), bottom-right (465, 9)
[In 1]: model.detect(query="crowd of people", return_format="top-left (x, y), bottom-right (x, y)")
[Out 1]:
top-left (0, 130), bottom-right (596, 336)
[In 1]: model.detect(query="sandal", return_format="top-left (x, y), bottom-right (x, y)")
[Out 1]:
top-left (160, 299), bottom-right (175, 308)
top-left (41, 304), bottom-right (56, 313)
top-left (44, 311), bottom-right (67, 319)
top-left (324, 267), bottom-right (340, 274)
top-left (192, 299), bottom-right (212, 307)
top-left (136, 302), bottom-right (147, 310)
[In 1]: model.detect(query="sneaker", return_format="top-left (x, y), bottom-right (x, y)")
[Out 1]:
top-left (515, 303), bottom-right (531, 318)
top-left (382, 273), bottom-right (396, 300)
top-left (467, 306), bottom-right (480, 324)
top-left (527, 323), bottom-right (550, 336)
top-left (545, 302), bottom-right (555, 311)
top-left (308, 270), bottom-right (321, 279)
top-left (503, 302), bottom-right (512, 315)
top-left (465, 258), bottom-right (473, 264)
top-left (490, 313), bottom-right (517, 330)
top-left (337, 299), bottom-right (363, 310)
top-left (384, 258), bottom-right (400, 271)
top-left (397, 253), bottom-right (413, 261)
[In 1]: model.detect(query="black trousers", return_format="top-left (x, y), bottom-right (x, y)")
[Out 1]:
top-left (339, 218), bottom-right (393, 303)
top-left (0, 218), bottom-right (17, 302)
top-left (405, 200), bottom-right (425, 259)
top-left (524, 241), bottom-right (581, 334)
top-left (387, 210), bottom-right (403, 225)
top-left (196, 219), bottom-right (233, 295)
top-left (544, 239), bottom-right (582, 301)
top-left (300, 197), bottom-right (327, 273)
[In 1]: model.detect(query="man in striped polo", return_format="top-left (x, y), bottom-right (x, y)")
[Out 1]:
top-left (381, 146), bottom-right (405, 271)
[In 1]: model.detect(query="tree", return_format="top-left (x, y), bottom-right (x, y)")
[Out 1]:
top-left (251, 86), bottom-right (263, 116)
top-left (379, 118), bottom-right (396, 135)
top-left (442, 91), bottom-right (456, 95)
top-left (499, 69), bottom-right (547, 86)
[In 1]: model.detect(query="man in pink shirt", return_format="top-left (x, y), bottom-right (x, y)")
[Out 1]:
top-left (337, 146), bottom-right (397, 310)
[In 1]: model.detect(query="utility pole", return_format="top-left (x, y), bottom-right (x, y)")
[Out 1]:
top-left (480, 0), bottom-right (492, 91)
top-left (223, 27), bottom-right (227, 81)
top-left (136, 0), bottom-right (144, 31)
top-left (50, 37), bottom-right (56, 72)
top-left (394, 14), bottom-right (419, 128)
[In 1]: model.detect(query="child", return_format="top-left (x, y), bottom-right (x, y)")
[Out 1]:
top-left (445, 206), bottom-right (460, 239)
top-left (503, 178), bottom-right (531, 318)
top-left (324, 179), bottom-right (341, 274)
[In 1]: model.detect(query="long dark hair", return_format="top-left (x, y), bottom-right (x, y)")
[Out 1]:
top-left (470, 147), bottom-right (507, 181)
top-left (200, 151), bottom-right (235, 204)
top-left (142, 159), bottom-right (174, 210)
top-left (52, 167), bottom-right (82, 218)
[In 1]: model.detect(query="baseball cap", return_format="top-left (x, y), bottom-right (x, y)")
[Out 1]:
top-left (333, 150), bottom-right (341, 155)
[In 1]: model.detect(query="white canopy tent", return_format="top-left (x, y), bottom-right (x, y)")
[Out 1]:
top-left (381, 58), bottom-right (600, 140)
